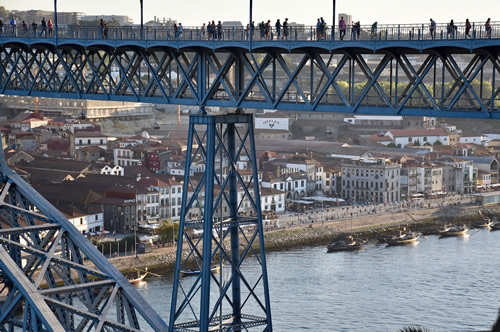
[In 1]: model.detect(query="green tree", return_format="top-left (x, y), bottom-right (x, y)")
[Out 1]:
top-left (0, 7), bottom-right (10, 20)
top-left (157, 220), bottom-right (179, 244)
top-left (433, 140), bottom-right (443, 146)
top-left (413, 140), bottom-right (421, 146)
top-left (387, 143), bottom-right (398, 148)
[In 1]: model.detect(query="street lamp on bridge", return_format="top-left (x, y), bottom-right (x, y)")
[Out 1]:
top-left (54, 0), bottom-right (58, 43)
top-left (140, 0), bottom-right (144, 39)
top-left (332, 0), bottom-right (336, 40)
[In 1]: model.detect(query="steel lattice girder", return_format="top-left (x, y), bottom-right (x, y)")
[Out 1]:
top-left (0, 42), bottom-right (500, 118)
top-left (0, 143), bottom-right (167, 331)
top-left (169, 113), bottom-right (272, 332)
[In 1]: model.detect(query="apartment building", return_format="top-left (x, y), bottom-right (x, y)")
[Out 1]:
top-left (341, 158), bottom-right (401, 204)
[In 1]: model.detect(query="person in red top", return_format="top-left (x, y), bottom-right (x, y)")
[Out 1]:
top-left (47, 19), bottom-right (53, 36)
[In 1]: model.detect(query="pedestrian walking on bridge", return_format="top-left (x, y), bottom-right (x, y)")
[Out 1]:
top-left (275, 19), bottom-right (281, 40)
top-left (465, 19), bottom-right (471, 38)
top-left (339, 16), bottom-right (346, 40)
top-left (282, 18), bottom-right (289, 40)
top-left (10, 16), bottom-right (16, 37)
top-left (429, 18), bottom-right (436, 39)
top-left (485, 18), bottom-right (492, 38)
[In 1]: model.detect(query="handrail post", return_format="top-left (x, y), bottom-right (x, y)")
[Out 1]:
top-left (422, 24), bottom-right (424, 40)
top-left (397, 24), bottom-right (400, 40)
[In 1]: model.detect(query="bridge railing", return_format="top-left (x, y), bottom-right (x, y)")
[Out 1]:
top-left (0, 21), bottom-right (498, 42)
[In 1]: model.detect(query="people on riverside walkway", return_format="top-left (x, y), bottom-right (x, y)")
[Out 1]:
top-left (201, 23), bottom-right (206, 38)
top-left (429, 18), bottom-right (436, 39)
top-left (465, 19), bottom-right (471, 38)
top-left (275, 19), bottom-right (281, 40)
top-left (282, 18), bottom-right (289, 40)
top-left (339, 16), bottom-right (346, 40)
top-left (485, 18), bottom-right (492, 38)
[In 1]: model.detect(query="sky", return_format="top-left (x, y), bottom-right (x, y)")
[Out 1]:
top-left (3, 0), bottom-right (499, 27)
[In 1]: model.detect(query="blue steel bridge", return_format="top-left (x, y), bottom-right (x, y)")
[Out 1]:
top-left (0, 20), bottom-right (499, 332)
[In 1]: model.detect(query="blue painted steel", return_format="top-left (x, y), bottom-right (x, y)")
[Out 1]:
top-left (200, 117), bottom-right (216, 331)
top-left (248, 118), bottom-right (273, 330)
top-left (170, 113), bottom-right (272, 331)
top-left (1, 31), bottom-right (500, 118)
top-left (0, 139), bottom-right (168, 330)
top-left (228, 123), bottom-right (242, 329)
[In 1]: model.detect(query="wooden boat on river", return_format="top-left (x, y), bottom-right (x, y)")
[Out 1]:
top-left (128, 271), bottom-right (148, 285)
top-left (386, 232), bottom-right (420, 246)
top-left (180, 266), bottom-right (220, 276)
top-left (439, 225), bottom-right (469, 238)
top-left (477, 210), bottom-right (494, 229)
top-left (490, 221), bottom-right (500, 231)
top-left (327, 235), bottom-right (364, 253)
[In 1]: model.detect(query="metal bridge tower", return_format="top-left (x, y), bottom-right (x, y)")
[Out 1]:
top-left (169, 111), bottom-right (272, 331)
top-left (0, 140), bottom-right (167, 331)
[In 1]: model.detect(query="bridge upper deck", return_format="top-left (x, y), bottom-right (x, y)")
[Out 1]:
top-left (1, 21), bottom-right (500, 52)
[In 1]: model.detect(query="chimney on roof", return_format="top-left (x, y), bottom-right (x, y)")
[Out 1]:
top-left (276, 166), bottom-right (280, 178)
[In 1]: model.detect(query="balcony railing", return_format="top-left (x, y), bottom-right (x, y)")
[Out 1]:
top-left (1, 21), bottom-right (499, 43)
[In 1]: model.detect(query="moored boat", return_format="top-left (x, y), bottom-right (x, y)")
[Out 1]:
top-left (439, 225), bottom-right (469, 238)
top-left (490, 221), bottom-right (500, 231)
top-left (327, 235), bottom-right (364, 253)
top-left (180, 266), bottom-right (220, 276)
top-left (128, 271), bottom-right (148, 285)
top-left (476, 220), bottom-right (493, 229)
top-left (477, 210), bottom-right (494, 228)
top-left (386, 232), bottom-right (420, 246)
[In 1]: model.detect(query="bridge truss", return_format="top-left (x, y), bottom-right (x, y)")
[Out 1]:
top-left (0, 40), bottom-right (499, 118)
top-left (0, 146), bottom-right (167, 330)
top-left (1, 37), bottom-right (500, 332)
top-left (169, 113), bottom-right (272, 331)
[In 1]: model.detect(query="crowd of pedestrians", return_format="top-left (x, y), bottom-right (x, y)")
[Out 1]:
top-left (0, 15), bottom-right (495, 41)
top-left (0, 16), bottom-right (56, 37)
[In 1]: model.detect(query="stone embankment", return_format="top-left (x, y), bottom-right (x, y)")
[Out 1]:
top-left (102, 203), bottom-right (500, 274)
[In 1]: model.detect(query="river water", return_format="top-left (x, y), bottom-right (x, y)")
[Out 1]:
top-left (136, 228), bottom-right (500, 331)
